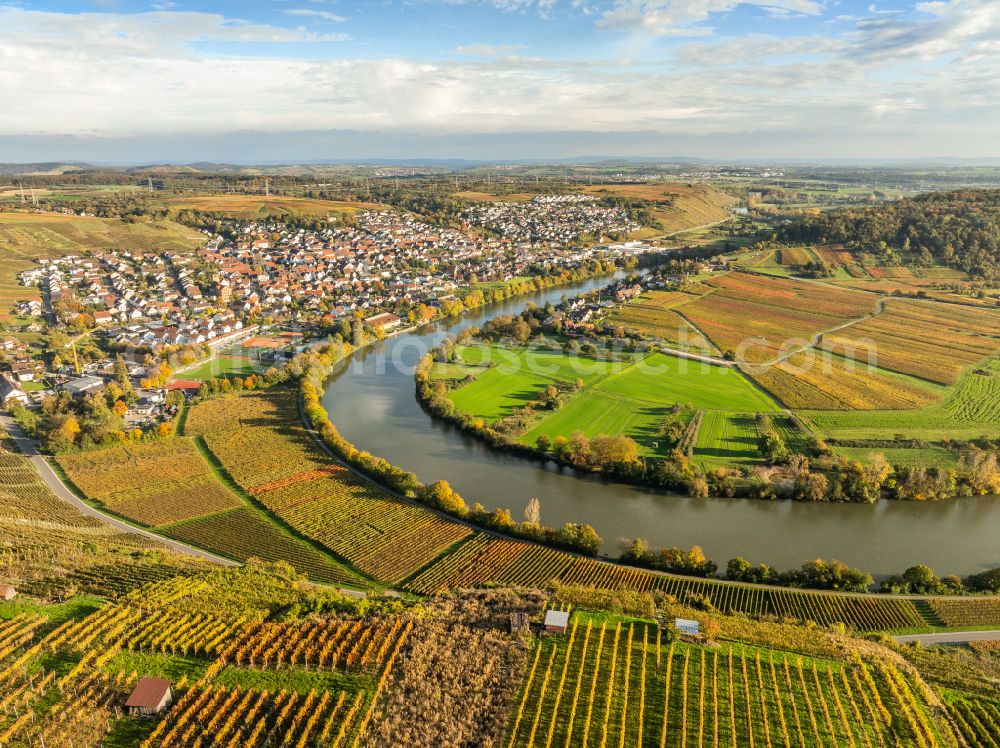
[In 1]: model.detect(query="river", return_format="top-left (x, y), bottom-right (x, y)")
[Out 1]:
top-left (321, 273), bottom-right (1000, 578)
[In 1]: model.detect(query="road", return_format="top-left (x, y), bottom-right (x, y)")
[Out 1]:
top-left (894, 630), bottom-right (1000, 644)
top-left (0, 413), bottom-right (238, 567)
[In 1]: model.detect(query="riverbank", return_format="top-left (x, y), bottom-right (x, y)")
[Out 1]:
top-left (318, 271), bottom-right (1000, 576)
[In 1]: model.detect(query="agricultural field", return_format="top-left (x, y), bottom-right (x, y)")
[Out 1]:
top-left (594, 354), bottom-right (779, 413)
top-left (155, 194), bottom-right (381, 218)
top-left (819, 298), bottom-right (1000, 385)
top-left (831, 446), bottom-right (961, 469)
top-left (505, 609), bottom-right (948, 747)
top-left (55, 435), bottom-right (364, 588)
top-left (185, 388), bottom-right (471, 583)
top-left (803, 358), bottom-right (1000, 442)
top-left (0, 567), bottom-right (408, 748)
top-left (926, 598), bottom-right (1000, 627)
top-left (57, 439), bottom-right (243, 527)
top-left (693, 412), bottom-right (761, 466)
top-left (777, 245), bottom-right (819, 267)
top-left (0, 448), bottom-right (105, 528)
top-left (604, 305), bottom-right (714, 351)
top-left (521, 390), bottom-right (668, 455)
top-left (447, 345), bottom-right (623, 422)
top-left (603, 290), bottom-right (716, 352)
top-left (945, 692), bottom-right (1000, 748)
top-left (748, 352), bottom-right (943, 411)
top-left (163, 507), bottom-right (364, 587)
top-left (442, 346), bottom-right (781, 457)
top-left (679, 272), bottom-right (877, 363)
top-left (0, 211), bottom-right (203, 321)
top-left (577, 182), bottom-right (737, 235)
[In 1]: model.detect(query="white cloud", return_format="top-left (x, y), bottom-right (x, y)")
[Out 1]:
top-left (455, 42), bottom-right (527, 56)
top-left (0, 2), bottom-right (996, 159)
top-left (281, 8), bottom-right (348, 22)
top-left (596, 0), bottom-right (821, 36)
top-left (854, 0), bottom-right (1000, 60)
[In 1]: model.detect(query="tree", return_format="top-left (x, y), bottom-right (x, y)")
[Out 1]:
top-left (523, 497), bottom-right (541, 526)
top-left (535, 434), bottom-right (551, 452)
top-left (620, 537), bottom-right (651, 564)
top-left (421, 480), bottom-right (466, 515)
top-left (113, 354), bottom-right (132, 390)
top-left (556, 523), bottom-right (602, 556)
top-left (45, 415), bottom-right (80, 453)
top-left (902, 564), bottom-right (940, 594)
top-left (567, 431), bottom-right (591, 467)
top-left (588, 434), bottom-right (639, 469)
top-left (726, 557), bottom-right (752, 581)
top-left (794, 472), bottom-right (828, 502)
top-left (688, 477), bottom-right (709, 498)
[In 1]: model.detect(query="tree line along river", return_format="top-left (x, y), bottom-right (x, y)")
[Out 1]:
top-left (320, 272), bottom-right (1000, 578)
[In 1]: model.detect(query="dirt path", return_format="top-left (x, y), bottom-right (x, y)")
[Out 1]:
top-left (894, 630), bottom-right (1000, 644)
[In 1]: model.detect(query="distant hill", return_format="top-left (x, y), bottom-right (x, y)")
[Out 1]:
top-left (0, 162), bottom-right (89, 176)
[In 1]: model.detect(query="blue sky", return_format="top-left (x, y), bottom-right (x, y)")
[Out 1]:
top-left (0, 0), bottom-right (997, 161)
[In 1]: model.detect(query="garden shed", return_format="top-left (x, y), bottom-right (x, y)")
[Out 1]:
top-left (125, 677), bottom-right (173, 716)
top-left (544, 610), bottom-right (569, 634)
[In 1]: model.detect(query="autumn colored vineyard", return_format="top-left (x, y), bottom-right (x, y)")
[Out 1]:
top-left (505, 610), bottom-right (954, 748)
top-left (57, 438), bottom-right (242, 526)
top-left (404, 535), bottom-right (931, 631)
top-left (56, 432), bottom-right (365, 588)
top-left (680, 272), bottom-right (877, 363)
top-left (0, 566), bottom-right (411, 747)
top-left (184, 388), bottom-right (471, 583)
top-left (819, 298), bottom-right (1000, 386)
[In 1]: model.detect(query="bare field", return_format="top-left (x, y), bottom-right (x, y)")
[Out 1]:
top-left (581, 182), bottom-right (736, 233)
top-left (159, 194), bottom-right (382, 218)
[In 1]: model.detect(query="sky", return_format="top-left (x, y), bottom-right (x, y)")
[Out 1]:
top-left (0, 0), bottom-right (998, 162)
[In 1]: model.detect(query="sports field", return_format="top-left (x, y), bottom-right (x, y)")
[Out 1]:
top-left (181, 355), bottom-right (262, 382)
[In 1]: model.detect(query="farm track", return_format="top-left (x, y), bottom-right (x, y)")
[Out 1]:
top-left (894, 630), bottom-right (1000, 644)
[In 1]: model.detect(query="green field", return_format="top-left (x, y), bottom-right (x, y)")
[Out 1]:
top-left (593, 353), bottom-right (779, 412)
top-left (694, 412), bottom-right (761, 466)
top-left (448, 345), bottom-right (625, 421)
top-left (803, 359), bottom-right (1000, 441)
top-left (181, 355), bottom-right (261, 381)
top-left (831, 446), bottom-right (961, 469)
top-left (521, 390), bottom-right (669, 454)
top-left (443, 346), bottom-right (781, 460)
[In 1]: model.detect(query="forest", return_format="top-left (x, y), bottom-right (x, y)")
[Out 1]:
top-left (782, 189), bottom-right (1000, 278)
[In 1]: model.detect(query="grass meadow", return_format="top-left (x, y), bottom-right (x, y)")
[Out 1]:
top-left (444, 345), bottom-right (780, 458)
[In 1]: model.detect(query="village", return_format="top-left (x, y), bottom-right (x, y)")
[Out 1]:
top-left (0, 203), bottom-right (655, 427)
top-left (461, 194), bottom-right (641, 244)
